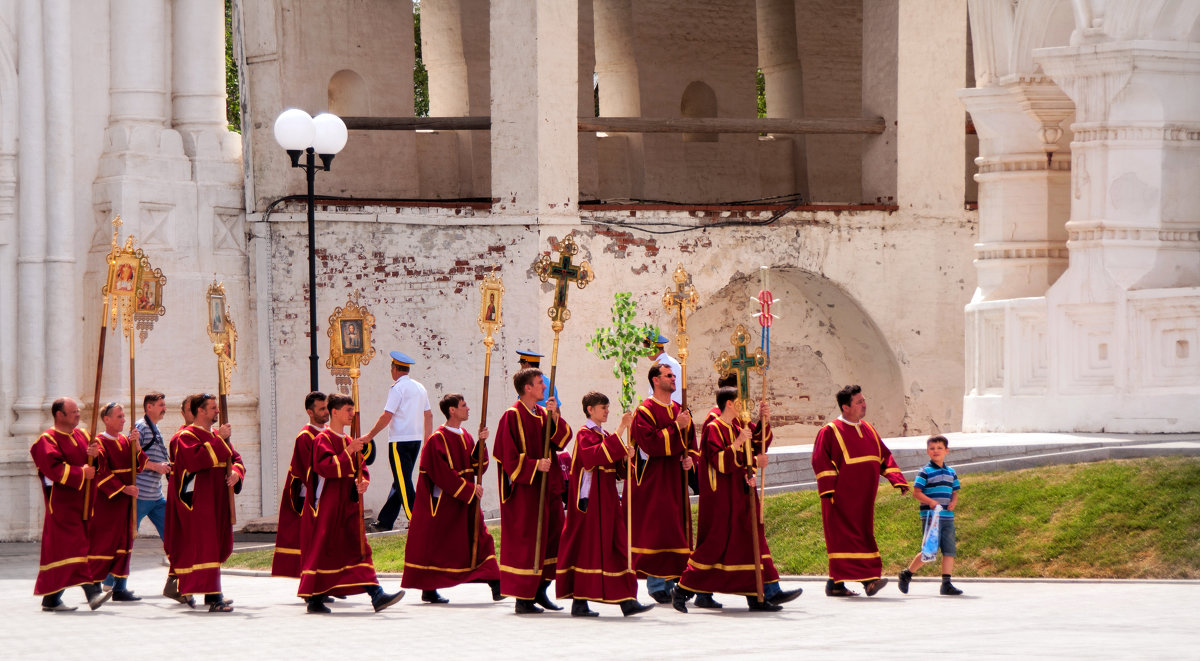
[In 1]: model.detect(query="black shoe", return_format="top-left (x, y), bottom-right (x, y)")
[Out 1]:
top-left (372, 589), bottom-right (405, 613)
top-left (767, 587), bottom-right (803, 606)
top-left (83, 584), bottom-right (111, 611)
top-left (747, 596), bottom-right (783, 612)
top-left (535, 580), bottom-right (562, 611)
top-left (163, 577), bottom-right (190, 605)
top-left (367, 521), bottom-right (390, 533)
top-left (863, 578), bottom-right (889, 596)
top-left (111, 589), bottom-right (142, 602)
top-left (514, 599), bottom-right (544, 614)
top-left (571, 599), bottom-right (599, 617)
top-left (489, 580), bottom-right (504, 601)
top-left (421, 590), bottom-right (449, 604)
top-left (672, 587), bottom-right (691, 613)
top-left (306, 598), bottom-right (331, 614)
top-left (620, 599), bottom-right (654, 617)
top-left (648, 589), bottom-right (671, 604)
top-left (899, 570), bottom-right (913, 594)
top-left (693, 593), bottom-right (723, 609)
top-left (825, 579), bottom-right (859, 597)
top-left (940, 581), bottom-right (963, 596)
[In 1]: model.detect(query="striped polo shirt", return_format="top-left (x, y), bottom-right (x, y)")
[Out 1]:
top-left (914, 460), bottom-right (959, 519)
top-left (135, 416), bottom-right (169, 501)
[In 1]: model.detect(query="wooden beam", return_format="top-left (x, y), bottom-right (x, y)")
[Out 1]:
top-left (343, 115), bottom-right (886, 135)
top-left (580, 116), bottom-right (886, 135)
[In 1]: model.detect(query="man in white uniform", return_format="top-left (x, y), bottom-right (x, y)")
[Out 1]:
top-left (359, 351), bottom-right (433, 531)
top-left (644, 333), bottom-right (682, 405)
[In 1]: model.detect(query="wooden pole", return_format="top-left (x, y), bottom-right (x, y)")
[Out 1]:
top-left (352, 370), bottom-right (367, 557)
top-left (84, 295), bottom-right (112, 521)
top-left (745, 428), bottom-right (764, 601)
top-left (472, 342), bottom-right (493, 569)
top-left (342, 115), bottom-right (886, 136)
top-left (626, 428), bottom-right (634, 569)
top-left (129, 330), bottom-right (138, 536)
top-left (218, 368), bottom-right (235, 526)
top-left (759, 371), bottom-right (767, 525)
top-left (532, 331), bottom-right (561, 574)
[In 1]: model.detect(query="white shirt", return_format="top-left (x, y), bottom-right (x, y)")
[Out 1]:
top-left (384, 374), bottom-right (431, 443)
top-left (647, 352), bottom-right (683, 405)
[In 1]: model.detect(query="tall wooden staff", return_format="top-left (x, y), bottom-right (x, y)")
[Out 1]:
top-left (530, 235), bottom-right (593, 573)
top-left (85, 217), bottom-right (127, 520)
top-left (750, 266), bottom-right (778, 522)
top-left (662, 264), bottom-right (699, 547)
top-left (206, 281), bottom-right (239, 525)
top-left (327, 291), bottom-right (376, 557)
top-left (474, 274), bottom-right (504, 568)
top-left (717, 324), bottom-right (767, 601)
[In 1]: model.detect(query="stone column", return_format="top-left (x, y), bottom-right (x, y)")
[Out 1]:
top-left (897, 0), bottom-right (968, 214)
top-left (111, 0), bottom-right (168, 126)
top-left (1038, 43), bottom-right (1200, 292)
top-left (756, 0), bottom-right (808, 199)
top-left (959, 80), bottom-right (1072, 302)
top-left (861, 0), bottom-right (898, 204)
top-left (13, 0), bottom-right (47, 436)
top-left (172, 0), bottom-right (228, 151)
top-left (593, 0), bottom-right (644, 200)
top-left (490, 0), bottom-right (579, 219)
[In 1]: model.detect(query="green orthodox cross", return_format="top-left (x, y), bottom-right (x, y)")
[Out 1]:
top-left (716, 324), bottom-right (765, 424)
top-left (533, 234), bottom-right (594, 331)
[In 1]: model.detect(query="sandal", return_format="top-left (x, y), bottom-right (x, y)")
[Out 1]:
top-left (207, 600), bottom-right (234, 613)
top-left (824, 584), bottom-right (860, 597)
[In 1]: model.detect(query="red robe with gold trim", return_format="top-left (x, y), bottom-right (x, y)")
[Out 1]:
top-left (30, 428), bottom-right (98, 595)
top-left (401, 426), bottom-right (499, 589)
top-left (298, 428), bottom-right (378, 598)
top-left (492, 401), bottom-right (572, 599)
top-left (679, 417), bottom-right (778, 595)
top-left (272, 424), bottom-right (321, 578)
top-left (627, 396), bottom-right (696, 580)
top-left (165, 425), bottom-right (245, 596)
top-left (91, 432), bottom-right (146, 581)
top-left (556, 423), bottom-right (637, 602)
top-left (812, 418), bottom-right (908, 582)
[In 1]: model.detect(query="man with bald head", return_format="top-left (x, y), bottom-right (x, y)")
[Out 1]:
top-left (31, 397), bottom-right (112, 611)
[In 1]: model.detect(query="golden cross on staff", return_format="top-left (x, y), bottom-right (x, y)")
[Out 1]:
top-left (206, 280), bottom-right (239, 524)
top-left (715, 323), bottom-right (767, 601)
top-left (473, 273), bottom-right (504, 567)
top-left (662, 264), bottom-right (699, 409)
top-left (327, 290), bottom-right (376, 556)
top-left (530, 234), bottom-right (593, 573)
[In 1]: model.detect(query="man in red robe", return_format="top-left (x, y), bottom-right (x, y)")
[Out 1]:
top-left (30, 397), bottom-right (111, 611)
top-left (674, 388), bottom-right (802, 612)
top-left (299, 393), bottom-right (404, 614)
top-left (401, 393), bottom-right (501, 603)
top-left (92, 402), bottom-right (146, 601)
top-left (272, 391), bottom-right (328, 580)
top-left (493, 367), bottom-right (572, 614)
top-left (556, 392), bottom-right (654, 617)
top-left (164, 393), bottom-right (244, 612)
top-left (628, 364), bottom-right (696, 604)
top-left (813, 384), bottom-right (909, 597)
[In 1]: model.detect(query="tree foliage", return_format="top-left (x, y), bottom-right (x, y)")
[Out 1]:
top-left (225, 0), bottom-right (241, 133)
top-left (587, 292), bottom-right (658, 413)
top-left (413, 2), bottom-right (429, 117)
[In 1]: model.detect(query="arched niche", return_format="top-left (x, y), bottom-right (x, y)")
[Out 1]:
top-left (328, 69), bottom-right (370, 116)
top-left (680, 80), bottom-right (717, 143)
top-left (1012, 0), bottom-right (1075, 76)
top-left (686, 268), bottom-right (907, 441)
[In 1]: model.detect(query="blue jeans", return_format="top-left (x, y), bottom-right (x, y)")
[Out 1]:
top-left (103, 498), bottom-right (167, 589)
top-left (646, 576), bottom-right (677, 595)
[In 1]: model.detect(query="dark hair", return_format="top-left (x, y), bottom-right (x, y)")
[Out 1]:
top-left (391, 362), bottom-right (411, 374)
top-left (648, 363), bottom-right (672, 386)
top-left (716, 387), bottom-right (738, 412)
top-left (717, 373), bottom-right (737, 388)
top-left (836, 384), bottom-right (862, 411)
top-left (514, 368), bottom-right (543, 396)
top-left (440, 393), bottom-right (465, 419)
top-left (581, 391), bottom-right (609, 416)
top-left (101, 402), bottom-right (122, 418)
top-left (180, 395), bottom-right (194, 414)
top-left (304, 391), bottom-right (327, 412)
top-left (189, 393), bottom-right (215, 416)
top-left (927, 434), bottom-right (949, 448)
top-left (143, 392), bottom-right (165, 410)
top-left (327, 393), bottom-right (355, 411)
top-left (50, 397), bottom-right (69, 419)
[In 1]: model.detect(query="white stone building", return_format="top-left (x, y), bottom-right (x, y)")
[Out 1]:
top-left (0, 0), bottom-right (1195, 540)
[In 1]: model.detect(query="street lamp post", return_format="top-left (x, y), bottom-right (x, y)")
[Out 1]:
top-left (273, 109), bottom-right (349, 392)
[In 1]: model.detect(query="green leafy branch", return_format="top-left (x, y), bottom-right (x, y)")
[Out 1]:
top-left (587, 292), bottom-right (659, 413)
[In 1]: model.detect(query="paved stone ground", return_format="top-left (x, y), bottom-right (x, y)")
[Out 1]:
top-left (2, 540), bottom-right (1198, 660)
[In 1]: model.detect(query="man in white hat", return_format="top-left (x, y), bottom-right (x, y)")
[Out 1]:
top-left (359, 351), bottom-right (432, 532)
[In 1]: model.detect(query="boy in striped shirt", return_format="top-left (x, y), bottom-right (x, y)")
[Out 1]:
top-left (898, 435), bottom-right (963, 596)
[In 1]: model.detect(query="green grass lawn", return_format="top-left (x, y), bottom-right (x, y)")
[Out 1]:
top-left (227, 457), bottom-right (1200, 579)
